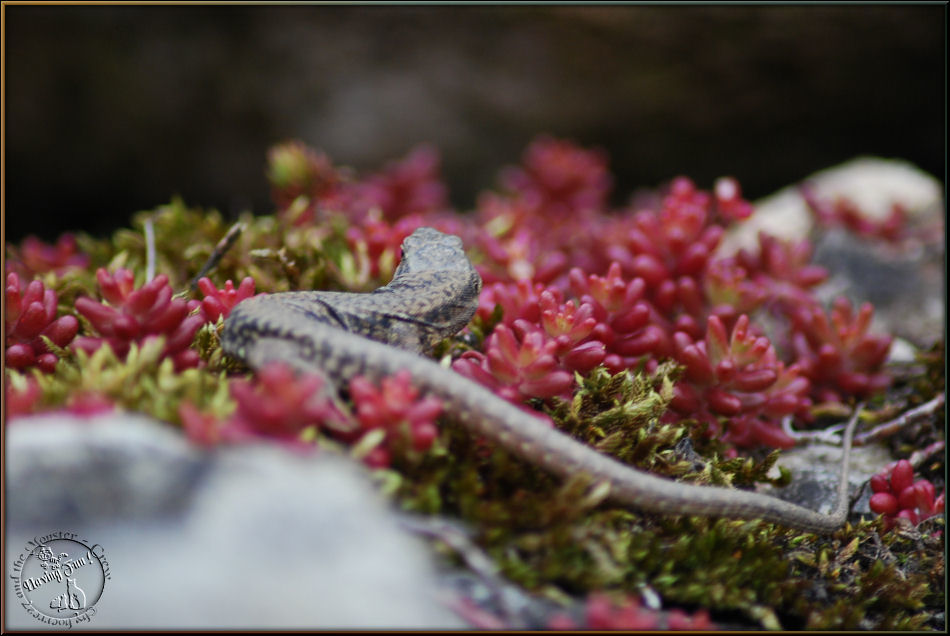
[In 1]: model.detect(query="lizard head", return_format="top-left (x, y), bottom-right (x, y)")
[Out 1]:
top-left (396, 227), bottom-right (474, 276)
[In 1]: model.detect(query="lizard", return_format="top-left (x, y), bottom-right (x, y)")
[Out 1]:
top-left (221, 226), bottom-right (859, 534)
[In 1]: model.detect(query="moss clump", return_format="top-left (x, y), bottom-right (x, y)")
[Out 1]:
top-left (10, 339), bottom-right (235, 426)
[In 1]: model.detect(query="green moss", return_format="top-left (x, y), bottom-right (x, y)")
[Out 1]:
top-left (387, 361), bottom-right (943, 629)
top-left (15, 339), bottom-right (234, 425)
top-left (76, 197), bottom-right (392, 296)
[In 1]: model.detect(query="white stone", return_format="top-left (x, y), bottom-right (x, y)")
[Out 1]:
top-left (5, 413), bottom-right (464, 629)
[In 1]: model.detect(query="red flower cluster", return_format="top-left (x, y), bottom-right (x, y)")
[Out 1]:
top-left (670, 315), bottom-right (809, 448)
top-left (539, 293), bottom-right (610, 374)
top-left (231, 363), bottom-right (339, 442)
top-left (706, 232), bottom-right (828, 319)
top-left (348, 144), bottom-right (449, 221)
top-left (568, 263), bottom-right (671, 369)
top-left (461, 262), bottom-right (807, 446)
top-left (869, 459), bottom-right (945, 531)
top-left (263, 136), bottom-right (897, 450)
top-left (460, 264), bottom-right (663, 403)
top-left (267, 142), bottom-right (450, 228)
top-left (463, 148), bottom-right (894, 447)
top-left (73, 268), bottom-right (204, 371)
top-left (453, 321), bottom-right (576, 404)
top-left (801, 183), bottom-right (907, 242)
top-left (181, 365), bottom-right (443, 468)
top-left (343, 370), bottom-right (444, 468)
top-left (471, 137), bottom-right (614, 285)
top-left (606, 177), bottom-right (750, 316)
top-left (5, 374), bottom-right (115, 421)
top-left (5, 272), bottom-right (79, 372)
top-left (197, 276), bottom-right (257, 323)
top-left (474, 206), bottom-right (571, 284)
top-left (5, 234), bottom-right (89, 277)
top-left (789, 297), bottom-right (892, 403)
top-left (458, 275), bottom-right (626, 408)
top-left (344, 214), bottom-right (427, 281)
top-left (64, 392), bottom-right (117, 417)
top-left (181, 362), bottom-right (341, 446)
top-left (547, 593), bottom-right (715, 631)
top-left (471, 174), bottom-right (758, 324)
top-left (5, 375), bottom-right (43, 419)
top-left (499, 135), bottom-right (612, 220)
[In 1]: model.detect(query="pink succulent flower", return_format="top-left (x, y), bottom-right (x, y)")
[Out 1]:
top-left (706, 233), bottom-right (827, 321)
top-left (476, 279), bottom-right (549, 326)
top-left (5, 272), bottom-right (79, 372)
top-left (547, 593), bottom-right (716, 631)
top-left (72, 268), bottom-right (204, 371)
top-left (349, 144), bottom-right (449, 221)
top-left (801, 183), bottom-right (908, 242)
top-left (225, 362), bottom-right (342, 444)
top-left (539, 292), bottom-right (606, 373)
top-left (869, 459), bottom-right (945, 530)
top-left (500, 135), bottom-right (612, 219)
top-left (6, 233), bottom-right (89, 277)
top-left (346, 369), bottom-right (444, 468)
top-left (670, 315), bottom-right (809, 448)
top-left (476, 226), bottom-right (569, 284)
top-left (453, 322), bottom-right (574, 404)
top-left (5, 375), bottom-right (43, 419)
top-left (197, 276), bottom-right (257, 323)
top-left (64, 392), bottom-right (117, 417)
top-left (569, 262), bottom-right (671, 369)
top-left (790, 297), bottom-right (892, 402)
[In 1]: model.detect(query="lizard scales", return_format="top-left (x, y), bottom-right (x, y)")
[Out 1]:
top-left (222, 226), bottom-right (855, 534)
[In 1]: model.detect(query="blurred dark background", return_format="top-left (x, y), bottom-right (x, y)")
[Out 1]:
top-left (4, 4), bottom-right (945, 242)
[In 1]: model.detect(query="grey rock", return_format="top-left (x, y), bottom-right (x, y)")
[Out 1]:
top-left (812, 227), bottom-right (944, 347)
top-left (763, 440), bottom-right (894, 517)
top-left (6, 413), bottom-right (207, 528)
top-left (5, 413), bottom-right (465, 629)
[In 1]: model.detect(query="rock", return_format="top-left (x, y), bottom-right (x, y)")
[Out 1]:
top-left (811, 227), bottom-right (944, 346)
top-left (5, 413), bottom-right (465, 629)
top-left (765, 441), bottom-right (894, 516)
top-left (6, 413), bottom-right (206, 528)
